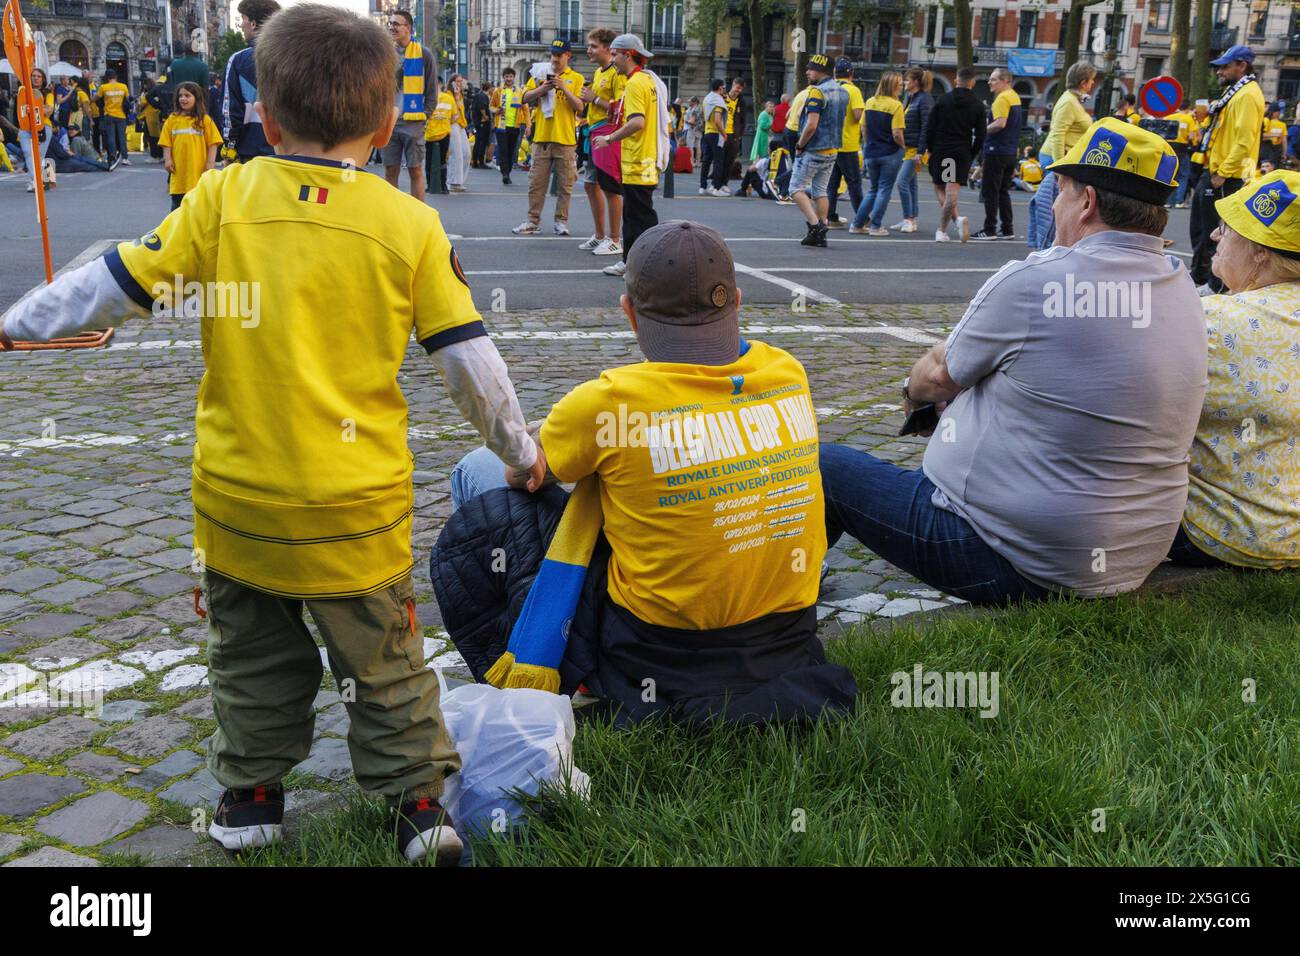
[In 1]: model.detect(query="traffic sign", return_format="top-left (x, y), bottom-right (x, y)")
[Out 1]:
top-left (1139, 75), bottom-right (1183, 118)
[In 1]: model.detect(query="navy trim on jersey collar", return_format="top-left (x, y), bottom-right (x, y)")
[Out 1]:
top-left (271, 155), bottom-right (353, 168)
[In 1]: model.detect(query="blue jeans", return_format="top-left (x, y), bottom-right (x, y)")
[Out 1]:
top-left (897, 157), bottom-right (918, 219)
top-left (104, 117), bottom-right (128, 162)
top-left (820, 443), bottom-right (1052, 606)
top-left (1166, 525), bottom-right (1228, 568)
top-left (450, 446), bottom-right (511, 513)
top-left (854, 150), bottom-right (903, 229)
top-left (1027, 152), bottom-right (1055, 251)
top-left (1172, 150), bottom-right (1192, 205)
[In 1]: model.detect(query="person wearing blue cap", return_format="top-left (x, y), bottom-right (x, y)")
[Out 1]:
top-left (1189, 43), bottom-right (1265, 293)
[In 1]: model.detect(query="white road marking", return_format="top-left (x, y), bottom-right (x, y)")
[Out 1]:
top-left (731, 263), bottom-right (843, 306)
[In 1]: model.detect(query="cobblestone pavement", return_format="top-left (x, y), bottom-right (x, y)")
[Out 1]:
top-left (0, 301), bottom-right (967, 865)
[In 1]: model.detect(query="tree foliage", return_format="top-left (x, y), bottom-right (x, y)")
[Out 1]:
top-left (210, 31), bottom-right (246, 77)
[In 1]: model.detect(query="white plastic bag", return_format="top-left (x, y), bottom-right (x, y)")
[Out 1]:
top-left (437, 672), bottom-right (591, 840)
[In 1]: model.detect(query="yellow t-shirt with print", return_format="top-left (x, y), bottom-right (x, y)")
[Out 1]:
top-left (1263, 117), bottom-right (1288, 148)
top-left (524, 67), bottom-right (585, 146)
top-left (425, 91), bottom-right (454, 141)
top-left (725, 94), bottom-right (739, 135)
top-left (618, 69), bottom-right (659, 187)
top-left (787, 88), bottom-right (810, 135)
top-left (540, 340), bottom-right (826, 630)
top-left (838, 79), bottom-right (866, 155)
top-left (1183, 286), bottom-right (1300, 568)
top-left (107, 156), bottom-right (484, 598)
top-left (493, 85), bottom-right (527, 129)
top-left (587, 63), bottom-right (626, 127)
top-left (159, 114), bottom-right (223, 196)
top-left (99, 81), bottom-right (129, 119)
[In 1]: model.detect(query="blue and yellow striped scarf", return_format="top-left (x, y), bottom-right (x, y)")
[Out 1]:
top-left (402, 41), bottom-right (427, 121)
top-left (485, 476), bottom-right (602, 694)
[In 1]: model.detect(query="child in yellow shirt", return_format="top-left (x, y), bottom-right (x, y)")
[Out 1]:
top-left (160, 82), bottom-right (222, 210)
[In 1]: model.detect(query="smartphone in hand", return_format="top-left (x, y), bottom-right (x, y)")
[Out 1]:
top-left (898, 403), bottom-right (940, 437)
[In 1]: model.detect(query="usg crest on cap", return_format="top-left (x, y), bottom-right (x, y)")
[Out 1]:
top-left (1215, 169), bottom-right (1300, 257)
top-left (1248, 181), bottom-right (1296, 226)
top-left (1083, 128), bottom-right (1125, 167)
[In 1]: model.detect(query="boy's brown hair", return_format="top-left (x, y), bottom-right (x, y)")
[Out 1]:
top-left (256, 4), bottom-right (396, 150)
top-left (587, 28), bottom-right (616, 47)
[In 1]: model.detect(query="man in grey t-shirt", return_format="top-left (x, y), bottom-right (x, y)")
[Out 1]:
top-left (820, 118), bottom-right (1208, 603)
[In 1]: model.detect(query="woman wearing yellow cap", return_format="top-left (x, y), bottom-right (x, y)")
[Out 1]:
top-left (1171, 168), bottom-right (1300, 568)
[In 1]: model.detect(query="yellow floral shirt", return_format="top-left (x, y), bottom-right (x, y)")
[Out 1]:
top-left (1183, 284), bottom-right (1300, 567)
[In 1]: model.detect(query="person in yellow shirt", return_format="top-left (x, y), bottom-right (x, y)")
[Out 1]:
top-left (1, 5), bottom-right (543, 864)
top-left (722, 76), bottom-right (746, 187)
top-left (590, 33), bottom-right (660, 277)
top-left (16, 69), bottom-right (55, 192)
top-left (97, 69), bottom-right (131, 165)
top-left (160, 82), bottom-right (223, 210)
top-left (435, 220), bottom-right (855, 727)
top-left (1260, 103), bottom-right (1288, 169)
top-left (1190, 44), bottom-right (1266, 291)
top-left (138, 78), bottom-right (163, 162)
top-left (1163, 99), bottom-right (1197, 208)
top-left (826, 58), bottom-right (865, 229)
top-left (491, 67), bottom-right (527, 184)
top-left (423, 78), bottom-right (454, 194)
top-left (514, 37), bottom-right (586, 235)
top-left (851, 71), bottom-right (905, 236)
top-left (578, 28), bottom-right (627, 258)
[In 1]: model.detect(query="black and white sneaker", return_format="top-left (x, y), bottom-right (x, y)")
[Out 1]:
top-left (969, 229), bottom-right (999, 241)
top-left (395, 797), bottom-right (464, 865)
top-left (208, 784), bottom-right (285, 850)
top-left (997, 231), bottom-right (1017, 240)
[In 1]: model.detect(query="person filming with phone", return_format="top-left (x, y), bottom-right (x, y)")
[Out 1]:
top-left (819, 119), bottom-right (1210, 605)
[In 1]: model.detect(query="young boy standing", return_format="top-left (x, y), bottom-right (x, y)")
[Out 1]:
top-left (0, 4), bottom-right (543, 865)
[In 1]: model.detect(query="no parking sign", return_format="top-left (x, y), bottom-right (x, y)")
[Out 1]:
top-left (1139, 75), bottom-right (1183, 118)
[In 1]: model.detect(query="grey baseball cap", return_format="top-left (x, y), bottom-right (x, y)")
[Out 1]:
top-left (611, 33), bottom-right (654, 58)
top-left (625, 220), bottom-right (740, 366)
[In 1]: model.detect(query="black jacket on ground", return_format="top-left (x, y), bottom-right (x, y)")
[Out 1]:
top-left (926, 86), bottom-right (985, 157)
top-left (430, 486), bottom-right (857, 729)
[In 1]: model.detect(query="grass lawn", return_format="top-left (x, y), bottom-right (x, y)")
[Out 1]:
top-left (239, 571), bottom-right (1300, 867)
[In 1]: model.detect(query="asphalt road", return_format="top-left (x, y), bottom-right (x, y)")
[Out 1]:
top-left (0, 159), bottom-right (1197, 313)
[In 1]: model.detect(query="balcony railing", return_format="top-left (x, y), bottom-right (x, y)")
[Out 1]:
top-left (515, 27), bottom-right (542, 44)
top-left (1210, 26), bottom-right (1238, 49)
top-left (28, 0), bottom-right (158, 22)
top-left (842, 43), bottom-right (864, 60)
top-left (652, 32), bottom-right (686, 51)
top-left (557, 27), bottom-right (584, 45)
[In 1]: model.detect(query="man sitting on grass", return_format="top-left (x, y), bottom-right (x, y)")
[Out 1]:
top-left (432, 220), bottom-right (857, 726)
top-left (819, 119), bottom-right (1209, 603)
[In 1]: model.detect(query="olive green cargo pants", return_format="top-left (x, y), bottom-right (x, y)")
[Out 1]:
top-left (201, 570), bottom-right (460, 802)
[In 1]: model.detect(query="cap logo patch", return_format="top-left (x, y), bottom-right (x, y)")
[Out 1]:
top-left (1083, 129), bottom-right (1126, 168)
top-left (1249, 182), bottom-right (1296, 225)
top-left (710, 283), bottom-right (730, 307)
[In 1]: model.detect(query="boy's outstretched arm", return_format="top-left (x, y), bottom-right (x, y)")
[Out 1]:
top-left (1, 256), bottom-right (152, 348)
top-left (430, 336), bottom-right (544, 490)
